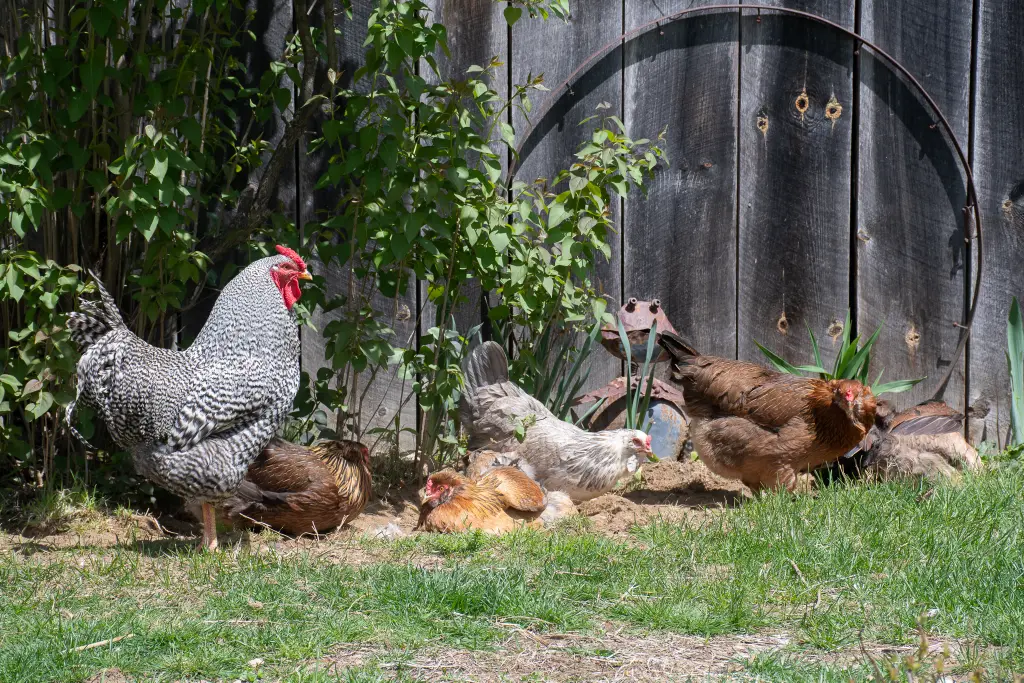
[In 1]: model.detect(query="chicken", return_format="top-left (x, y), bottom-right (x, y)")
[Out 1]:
top-left (658, 330), bottom-right (877, 493)
top-left (459, 341), bottom-right (655, 502)
top-left (67, 245), bottom-right (311, 550)
top-left (416, 467), bottom-right (576, 534)
top-left (218, 438), bottom-right (372, 536)
top-left (840, 400), bottom-right (981, 482)
top-left (465, 449), bottom-right (535, 481)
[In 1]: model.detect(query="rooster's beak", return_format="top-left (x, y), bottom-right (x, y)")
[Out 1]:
top-left (298, 271), bottom-right (313, 281)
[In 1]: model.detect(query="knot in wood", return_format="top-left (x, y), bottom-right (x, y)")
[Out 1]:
top-left (776, 312), bottom-right (789, 335)
top-left (756, 115), bottom-right (769, 136)
top-left (905, 325), bottom-right (921, 351)
top-left (827, 319), bottom-right (844, 341)
top-left (795, 91), bottom-right (809, 119)
top-left (825, 95), bottom-right (842, 128)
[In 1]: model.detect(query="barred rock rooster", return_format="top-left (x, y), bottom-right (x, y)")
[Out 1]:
top-left (459, 341), bottom-right (655, 502)
top-left (658, 330), bottom-right (877, 493)
top-left (416, 467), bottom-right (576, 534)
top-left (66, 246), bottom-right (311, 550)
top-left (216, 438), bottom-right (372, 536)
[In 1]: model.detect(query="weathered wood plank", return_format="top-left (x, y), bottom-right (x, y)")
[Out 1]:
top-left (857, 0), bottom-right (972, 413)
top-left (623, 2), bottom-right (738, 360)
top-left (737, 1), bottom-right (855, 371)
top-left (299, 0), bottom-right (418, 454)
top-left (968, 1), bottom-right (1024, 446)
top-left (420, 0), bottom-right (508, 344)
top-left (512, 1), bottom-right (623, 394)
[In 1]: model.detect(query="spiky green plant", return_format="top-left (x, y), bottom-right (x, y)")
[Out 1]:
top-left (755, 311), bottom-right (924, 396)
top-left (615, 318), bottom-right (659, 461)
top-left (1007, 296), bottom-right (1024, 447)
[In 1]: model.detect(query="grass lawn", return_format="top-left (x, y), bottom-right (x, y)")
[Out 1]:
top-left (2, 463), bottom-right (1023, 682)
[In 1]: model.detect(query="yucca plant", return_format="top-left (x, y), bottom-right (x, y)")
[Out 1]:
top-left (616, 318), bottom-right (660, 461)
top-left (489, 317), bottom-right (604, 424)
top-left (1007, 296), bottom-right (1024, 447)
top-left (755, 311), bottom-right (924, 396)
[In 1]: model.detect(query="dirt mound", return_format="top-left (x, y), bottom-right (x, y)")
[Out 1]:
top-left (579, 459), bottom-right (750, 535)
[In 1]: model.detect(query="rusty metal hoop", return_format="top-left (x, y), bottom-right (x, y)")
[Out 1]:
top-left (509, 4), bottom-right (982, 402)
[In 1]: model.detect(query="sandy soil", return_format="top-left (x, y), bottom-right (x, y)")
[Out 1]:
top-left (1, 459), bottom-right (750, 556)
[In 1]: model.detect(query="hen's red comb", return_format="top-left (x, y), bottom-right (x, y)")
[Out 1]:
top-left (275, 244), bottom-right (306, 270)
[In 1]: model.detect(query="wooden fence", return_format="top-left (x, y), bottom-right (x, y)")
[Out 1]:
top-left (276, 0), bottom-right (1024, 451)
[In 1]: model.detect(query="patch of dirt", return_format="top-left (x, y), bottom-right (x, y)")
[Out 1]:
top-left (579, 460), bottom-right (751, 535)
top-left (83, 668), bottom-right (130, 683)
top-left (0, 460), bottom-right (753, 553)
top-left (313, 628), bottom-right (977, 682)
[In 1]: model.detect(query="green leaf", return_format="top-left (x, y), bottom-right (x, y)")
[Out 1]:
top-left (178, 118), bottom-right (203, 147)
top-left (872, 378), bottom-right (926, 395)
top-left (80, 49), bottom-right (105, 95)
top-left (68, 90), bottom-right (90, 123)
top-left (5, 266), bottom-right (24, 301)
top-left (806, 321), bottom-right (825, 378)
top-left (137, 210), bottom-right (159, 240)
top-left (547, 202), bottom-right (567, 229)
top-left (26, 391), bottom-right (54, 420)
top-left (844, 324), bottom-right (882, 380)
top-left (149, 150), bottom-right (169, 183)
top-left (503, 6), bottom-right (522, 25)
top-left (1009, 296), bottom-right (1024, 446)
top-left (754, 340), bottom-right (803, 376)
top-left (489, 231), bottom-right (510, 253)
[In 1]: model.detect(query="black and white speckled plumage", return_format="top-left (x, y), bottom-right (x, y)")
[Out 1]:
top-left (459, 341), bottom-right (651, 502)
top-left (67, 255), bottom-right (301, 503)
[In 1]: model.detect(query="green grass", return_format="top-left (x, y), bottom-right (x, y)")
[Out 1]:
top-left (2, 466), bottom-right (1023, 681)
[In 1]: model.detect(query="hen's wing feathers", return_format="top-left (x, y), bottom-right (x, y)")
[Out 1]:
top-left (164, 358), bottom-right (276, 452)
top-left (887, 402), bottom-right (963, 436)
top-left (686, 361), bottom-right (815, 428)
top-left (478, 467), bottom-right (546, 512)
top-left (658, 332), bottom-right (810, 427)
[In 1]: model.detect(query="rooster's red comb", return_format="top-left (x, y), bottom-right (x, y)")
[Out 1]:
top-left (275, 244), bottom-right (306, 270)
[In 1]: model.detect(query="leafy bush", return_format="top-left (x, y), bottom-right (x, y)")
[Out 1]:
top-left (300, 1), bottom-right (664, 466)
top-left (1, 0), bottom-right (666, 499)
top-left (0, 0), bottom-right (308, 497)
top-left (755, 311), bottom-right (924, 396)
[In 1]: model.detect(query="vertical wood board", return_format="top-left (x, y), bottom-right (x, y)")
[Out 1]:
top-left (737, 0), bottom-right (855, 369)
top-left (512, 1), bottom-right (624, 395)
top-left (968, 0), bottom-right (1024, 446)
top-left (623, 1), bottom-right (739, 360)
top-left (857, 0), bottom-right (973, 413)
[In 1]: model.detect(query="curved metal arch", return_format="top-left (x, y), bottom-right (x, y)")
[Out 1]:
top-left (509, 4), bottom-right (981, 401)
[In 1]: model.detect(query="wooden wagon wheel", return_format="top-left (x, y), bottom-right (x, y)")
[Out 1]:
top-left (508, 4), bottom-right (982, 403)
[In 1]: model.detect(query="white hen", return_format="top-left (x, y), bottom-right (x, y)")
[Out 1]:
top-left (459, 341), bottom-right (654, 502)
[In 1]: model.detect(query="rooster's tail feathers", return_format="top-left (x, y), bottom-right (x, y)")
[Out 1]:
top-left (657, 330), bottom-right (701, 363)
top-left (463, 341), bottom-right (510, 399)
top-left (68, 271), bottom-right (126, 348)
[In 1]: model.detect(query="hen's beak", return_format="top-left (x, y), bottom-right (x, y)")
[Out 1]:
top-left (298, 271), bottom-right (313, 281)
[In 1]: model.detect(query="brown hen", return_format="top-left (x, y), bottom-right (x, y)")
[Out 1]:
top-left (845, 400), bottom-right (981, 481)
top-left (658, 331), bottom-right (877, 492)
top-left (416, 467), bottom-right (575, 534)
top-left (219, 438), bottom-right (372, 536)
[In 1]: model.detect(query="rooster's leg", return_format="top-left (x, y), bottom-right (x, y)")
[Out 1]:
top-left (201, 502), bottom-right (218, 551)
